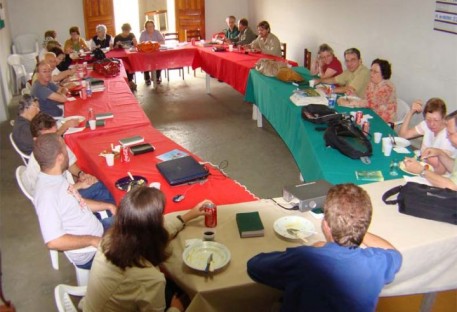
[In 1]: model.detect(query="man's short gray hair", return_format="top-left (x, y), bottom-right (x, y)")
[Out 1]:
top-left (96, 24), bottom-right (107, 33)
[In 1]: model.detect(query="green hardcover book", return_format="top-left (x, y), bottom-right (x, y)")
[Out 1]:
top-left (236, 211), bottom-right (264, 238)
top-left (119, 135), bottom-right (144, 147)
top-left (355, 170), bottom-right (384, 182)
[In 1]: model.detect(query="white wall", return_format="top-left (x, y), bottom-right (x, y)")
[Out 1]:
top-left (205, 0), bottom-right (248, 39)
top-left (247, 0), bottom-right (457, 112)
top-left (7, 0), bottom-right (85, 40)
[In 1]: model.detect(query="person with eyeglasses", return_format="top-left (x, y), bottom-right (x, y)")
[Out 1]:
top-left (399, 98), bottom-right (457, 175)
top-left (316, 47), bottom-right (370, 98)
top-left (311, 43), bottom-right (343, 79)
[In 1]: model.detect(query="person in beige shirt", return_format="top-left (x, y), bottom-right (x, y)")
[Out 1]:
top-left (247, 20), bottom-right (282, 57)
top-left (317, 48), bottom-right (370, 98)
top-left (83, 187), bottom-right (211, 312)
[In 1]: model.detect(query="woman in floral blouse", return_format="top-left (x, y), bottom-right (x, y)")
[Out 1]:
top-left (338, 59), bottom-right (397, 123)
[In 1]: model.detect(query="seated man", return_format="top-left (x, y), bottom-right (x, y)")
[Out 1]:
top-left (23, 112), bottom-right (115, 206)
top-left (33, 133), bottom-right (116, 269)
top-left (229, 18), bottom-right (256, 46)
top-left (223, 15), bottom-right (239, 40)
top-left (12, 95), bottom-right (77, 155)
top-left (317, 48), bottom-right (370, 98)
top-left (247, 20), bottom-right (282, 57)
top-left (247, 184), bottom-right (402, 312)
top-left (404, 110), bottom-right (457, 190)
top-left (31, 61), bottom-right (68, 117)
top-left (43, 51), bottom-right (76, 85)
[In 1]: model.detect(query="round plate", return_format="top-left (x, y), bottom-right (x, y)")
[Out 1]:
top-left (273, 216), bottom-right (315, 240)
top-left (182, 241), bottom-right (231, 272)
top-left (61, 115), bottom-right (85, 124)
top-left (392, 137), bottom-right (410, 148)
top-left (399, 161), bottom-right (434, 176)
top-left (115, 175), bottom-right (148, 191)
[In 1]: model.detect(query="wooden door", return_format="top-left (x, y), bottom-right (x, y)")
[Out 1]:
top-left (83, 0), bottom-right (115, 40)
top-left (175, 0), bottom-right (205, 42)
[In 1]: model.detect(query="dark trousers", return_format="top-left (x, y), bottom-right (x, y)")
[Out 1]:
top-left (144, 70), bottom-right (161, 81)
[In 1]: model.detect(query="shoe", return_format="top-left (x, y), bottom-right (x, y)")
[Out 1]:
top-left (145, 79), bottom-right (151, 86)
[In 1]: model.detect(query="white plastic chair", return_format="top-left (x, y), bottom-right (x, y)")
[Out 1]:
top-left (10, 134), bottom-right (30, 165)
top-left (20, 52), bottom-right (38, 76)
top-left (7, 54), bottom-right (29, 94)
top-left (54, 284), bottom-right (86, 312)
top-left (394, 98), bottom-right (410, 127)
top-left (12, 34), bottom-right (39, 54)
top-left (15, 165), bottom-right (33, 201)
top-left (63, 247), bottom-right (97, 286)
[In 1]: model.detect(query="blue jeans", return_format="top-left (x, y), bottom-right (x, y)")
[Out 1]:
top-left (79, 181), bottom-right (115, 204)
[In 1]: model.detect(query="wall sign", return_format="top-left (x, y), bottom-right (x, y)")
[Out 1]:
top-left (434, 0), bottom-right (457, 34)
top-left (0, 1), bottom-right (5, 29)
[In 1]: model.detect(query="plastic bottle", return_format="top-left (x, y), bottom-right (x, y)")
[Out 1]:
top-left (86, 79), bottom-right (92, 97)
top-left (88, 107), bottom-right (95, 121)
top-left (80, 80), bottom-right (87, 100)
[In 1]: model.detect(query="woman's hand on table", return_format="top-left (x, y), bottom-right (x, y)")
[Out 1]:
top-left (403, 157), bottom-right (424, 174)
top-left (181, 199), bottom-right (212, 223)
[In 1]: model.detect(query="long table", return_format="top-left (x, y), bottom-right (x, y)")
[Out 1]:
top-left (245, 67), bottom-right (414, 185)
top-left (163, 179), bottom-right (457, 312)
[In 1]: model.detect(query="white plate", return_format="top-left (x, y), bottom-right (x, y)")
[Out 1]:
top-left (399, 161), bottom-right (434, 176)
top-left (392, 137), bottom-right (411, 148)
top-left (182, 241), bottom-right (231, 272)
top-left (61, 115), bottom-right (85, 124)
top-left (273, 216), bottom-right (316, 240)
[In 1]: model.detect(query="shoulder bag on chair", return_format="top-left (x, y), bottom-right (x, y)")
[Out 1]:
top-left (382, 182), bottom-right (457, 225)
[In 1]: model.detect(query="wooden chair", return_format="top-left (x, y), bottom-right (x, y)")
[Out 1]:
top-left (185, 29), bottom-right (201, 42)
top-left (280, 43), bottom-right (287, 59)
top-left (304, 49), bottom-right (312, 70)
top-left (162, 32), bottom-right (184, 81)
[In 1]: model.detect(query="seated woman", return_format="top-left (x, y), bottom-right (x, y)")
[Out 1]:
top-left (84, 187), bottom-right (209, 312)
top-left (247, 21), bottom-right (281, 57)
top-left (338, 59), bottom-right (397, 124)
top-left (399, 98), bottom-right (456, 174)
top-left (90, 24), bottom-right (113, 50)
top-left (63, 26), bottom-right (90, 54)
top-left (113, 23), bottom-right (138, 91)
top-left (311, 43), bottom-right (343, 79)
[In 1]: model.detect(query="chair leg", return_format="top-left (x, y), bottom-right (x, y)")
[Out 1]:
top-left (167, 69), bottom-right (170, 82)
top-left (50, 250), bottom-right (59, 270)
top-left (75, 266), bottom-right (90, 286)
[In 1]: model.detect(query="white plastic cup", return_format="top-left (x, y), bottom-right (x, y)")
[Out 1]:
top-left (149, 182), bottom-right (161, 190)
top-left (228, 44), bottom-right (234, 52)
top-left (89, 119), bottom-right (96, 130)
top-left (309, 79), bottom-right (315, 88)
top-left (382, 138), bottom-right (393, 156)
top-left (374, 132), bottom-right (382, 144)
top-left (105, 153), bottom-right (114, 166)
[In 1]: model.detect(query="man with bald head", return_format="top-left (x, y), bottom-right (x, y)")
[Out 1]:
top-left (31, 60), bottom-right (67, 117)
top-left (43, 51), bottom-right (75, 84)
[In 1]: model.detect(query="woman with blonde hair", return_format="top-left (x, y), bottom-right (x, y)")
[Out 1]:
top-left (311, 43), bottom-right (343, 79)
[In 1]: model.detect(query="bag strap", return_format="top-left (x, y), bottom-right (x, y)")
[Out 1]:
top-left (382, 185), bottom-right (403, 205)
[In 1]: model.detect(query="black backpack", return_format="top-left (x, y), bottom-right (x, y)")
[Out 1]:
top-left (93, 48), bottom-right (106, 60)
top-left (323, 116), bottom-right (372, 159)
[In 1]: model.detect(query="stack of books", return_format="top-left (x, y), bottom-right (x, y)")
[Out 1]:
top-left (236, 211), bottom-right (264, 238)
top-left (119, 135), bottom-right (145, 147)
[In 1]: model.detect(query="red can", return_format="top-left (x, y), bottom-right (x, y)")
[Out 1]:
top-left (191, 38), bottom-right (195, 46)
top-left (120, 146), bottom-right (131, 163)
top-left (362, 120), bottom-right (370, 135)
top-left (204, 203), bottom-right (217, 228)
top-left (355, 111), bottom-right (363, 125)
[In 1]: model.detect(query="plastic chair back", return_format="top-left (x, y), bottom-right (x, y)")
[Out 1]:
top-left (10, 134), bottom-right (30, 165)
top-left (280, 43), bottom-right (287, 59)
top-left (304, 49), bottom-right (312, 70)
top-left (12, 34), bottom-right (39, 54)
top-left (7, 55), bottom-right (27, 94)
top-left (54, 284), bottom-right (86, 312)
top-left (394, 98), bottom-right (410, 126)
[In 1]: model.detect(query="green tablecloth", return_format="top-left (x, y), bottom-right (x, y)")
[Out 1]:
top-left (244, 67), bottom-right (413, 185)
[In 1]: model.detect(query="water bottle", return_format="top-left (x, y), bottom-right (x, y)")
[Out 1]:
top-left (86, 79), bottom-right (92, 97)
top-left (88, 107), bottom-right (95, 121)
top-left (80, 80), bottom-right (87, 100)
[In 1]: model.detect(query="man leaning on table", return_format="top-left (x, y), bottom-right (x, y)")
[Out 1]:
top-left (404, 110), bottom-right (457, 190)
top-left (229, 18), bottom-right (256, 46)
top-left (316, 48), bottom-right (370, 98)
top-left (33, 133), bottom-right (116, 269)
top-left (247, 184), bottom-right (402, 312)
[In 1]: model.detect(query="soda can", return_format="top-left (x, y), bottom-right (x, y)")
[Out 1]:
top-left (355, 111), bottom-right (363, 125)
top-left (328, 94), bottom-right (337, 108)
top-left (204, 203), bottom-right (217, 228)
top-left (362, 120), bottom-right (370, 134)
top-left (121, 146), bottom-right (131, 163)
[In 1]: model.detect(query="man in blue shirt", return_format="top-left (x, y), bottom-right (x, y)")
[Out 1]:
top-left (247, 184), bottom-right (402, 312)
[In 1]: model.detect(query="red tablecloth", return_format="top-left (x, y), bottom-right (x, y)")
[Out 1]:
top-left (192, 47), bottom-right (299, 94)
top-left (107, 46), bottom-right (198, 72)
top-left (64, 124), bottom-right (257, 213)
top-left (64, 74), bottom-right (150, 135)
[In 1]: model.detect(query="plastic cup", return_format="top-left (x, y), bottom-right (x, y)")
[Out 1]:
top-left (149, 182), bottom-right (161, 190)
top-left (105, 153), bottom-right (114, 166)
top-left (374, 132), bottom-right (382, 144)
top-left (203, 229), bottom-right (215, 241)
top-left (89, 119), bottom-right (96, 130)
top-left (382, 138), bottom-right (393, 156)
top-left (309, 79), bottom-right (315, 88)
top-left (228, 44), bottom-right (234, 52)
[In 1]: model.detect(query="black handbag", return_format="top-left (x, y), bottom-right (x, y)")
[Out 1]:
top-left (301, 104), bottom-right (342, 124)
top-left (382, 182), bottom-right (457, 225)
